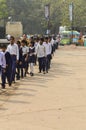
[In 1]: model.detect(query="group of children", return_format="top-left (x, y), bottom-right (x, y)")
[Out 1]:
top-left (0, 34), bottom-right (59, 89)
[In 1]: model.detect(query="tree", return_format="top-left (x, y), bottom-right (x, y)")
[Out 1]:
top-left (0, 0), bottom-right (86, 34)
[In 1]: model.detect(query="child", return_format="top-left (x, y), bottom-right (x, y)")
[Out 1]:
top-left (0, 45), bottom-right (6, 89)
top-left (28, 41), bottom-right (35, 76)
top-left (1, 45), bottom-right (12, 87)
top-left (21, 40), bottom-right (29, 77)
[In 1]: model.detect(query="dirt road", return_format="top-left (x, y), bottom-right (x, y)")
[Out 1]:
top-left (0, 45), bottom-right (86, 130)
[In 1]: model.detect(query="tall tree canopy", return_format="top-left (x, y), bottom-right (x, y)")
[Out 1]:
top-left (0, 0), bottom-right (86, 34)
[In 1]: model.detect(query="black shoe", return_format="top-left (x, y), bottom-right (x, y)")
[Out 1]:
top-left (30, 72), bottom-right (34, 76)
top-left (9, 83), bottom-right (12, 86)
top-left (32, 73), bottom-right (34, 76)
top-left (2, 85), bottom-right (5, 89)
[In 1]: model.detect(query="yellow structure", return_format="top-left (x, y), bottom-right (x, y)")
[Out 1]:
top-left (6, 22), bottom-right (23, 38)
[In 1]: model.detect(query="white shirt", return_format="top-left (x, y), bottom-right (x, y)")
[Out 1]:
top-left (0, 51), bottom-right (6, 68)
top-left (43, 42), bottom-right (51, 55)
top-left (21, 45), bottom-right (29, 56)
top-left (7, 43), bottom-right (19, 60)
top-left (51, 38), bottom-right (55, 45)
top-left (36, 44), bottom-right (46, 58)
top-left (48, 42), bottom-right (52, 54)
top-left (34, 42), bottom-right (39, 49)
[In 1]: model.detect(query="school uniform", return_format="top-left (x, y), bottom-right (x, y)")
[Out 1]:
top-left (43, 42), bottom-right (52, 72)
top-left (16, 46), bottom-right (23, 79)
top-left (28, 46), bottom-right (35, 75)
top-left (5, 51), bottom-right (12, 86)
top-left (7, 43), bottom-right (19, 82)
top-left (36, 44), bottom-right (46, 73)
top-left (34, 42), bottom-right (39, 65)
top-left (21, 45), bottom-right (29, 77)
top-left (51, 38), bottom-right (54, 55)
top-left (0, 51), bottom-right (6, 88)
top-left (28, 47), bottom-right (35, 63)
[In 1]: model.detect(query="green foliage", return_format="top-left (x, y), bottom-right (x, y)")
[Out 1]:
top-left (0, 0), bottom-right (8, 19)
top-left (0, 0), bottom-right (86, 34)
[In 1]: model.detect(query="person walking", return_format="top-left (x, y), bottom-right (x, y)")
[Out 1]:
top-left (43, 37), bottom-right (52, 73)
top-left (36, 37), bottom-right (46, 74)
top-left (7, 36), bottom-right (19, 83)
top-left (34, 37), bottom-right (40, 65)
top-left (0, 46), bottom-right (6, 89)
top-left (1, 45), bottom-right (12, 87)
top-left (21, 40), bottom-right (29, 77)
top-left (16, 40), bottom-right (22, 80)
top-left (22, 34), bottom-right (29, 74)
top-left (28, 41), bottom-right (35, 76)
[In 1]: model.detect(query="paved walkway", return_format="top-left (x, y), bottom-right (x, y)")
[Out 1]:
top-left (0, 45), bottom-right (86, 130)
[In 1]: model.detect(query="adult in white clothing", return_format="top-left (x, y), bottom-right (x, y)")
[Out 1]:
top-left (7, 36), bottom-right (19, 83)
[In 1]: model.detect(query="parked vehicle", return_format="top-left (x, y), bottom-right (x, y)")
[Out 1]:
top-left (60, 30), bottom-right (80, 45)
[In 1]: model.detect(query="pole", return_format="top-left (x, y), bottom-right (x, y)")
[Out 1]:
top-left (69, 2), bottom-right (74, 44)
top-left (3, 17), bottom-right (6, 38)
top-left (71, 2), bottom-right (73, 44)
top-left (47, 17), bottom-right (50, 35)
top-left (45, 4), bottom-right (50, 35)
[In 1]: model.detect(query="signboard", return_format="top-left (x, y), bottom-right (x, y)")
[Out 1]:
top-left (45, 4), bottom-right (50, 19)
top-left (69, 3), bottom-right (73, 21)
top-left (6, 22), bottom-right (23, 38)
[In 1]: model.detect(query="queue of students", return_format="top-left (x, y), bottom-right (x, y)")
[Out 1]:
top-left (0, 35), bottom-right (59, 89)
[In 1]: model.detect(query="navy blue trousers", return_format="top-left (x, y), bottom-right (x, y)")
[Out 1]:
top-left (38, 57), bottom-right (46, 72)
top-left (1, 67), bottom-right (6, 87)
top-left (11, 55), bottom-right (16, 82)
top-left (46, 54), bottom-right (51, 71)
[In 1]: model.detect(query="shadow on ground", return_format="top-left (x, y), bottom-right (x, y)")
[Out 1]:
top-left (0, 57), bottom-right (74, 109)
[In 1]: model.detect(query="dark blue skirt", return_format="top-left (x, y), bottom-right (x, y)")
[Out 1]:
top-left (28, 55), bottom-right (35, 63)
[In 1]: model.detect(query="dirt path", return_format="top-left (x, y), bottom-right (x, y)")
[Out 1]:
top-left (0, 46), bottom-right (86, 130)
